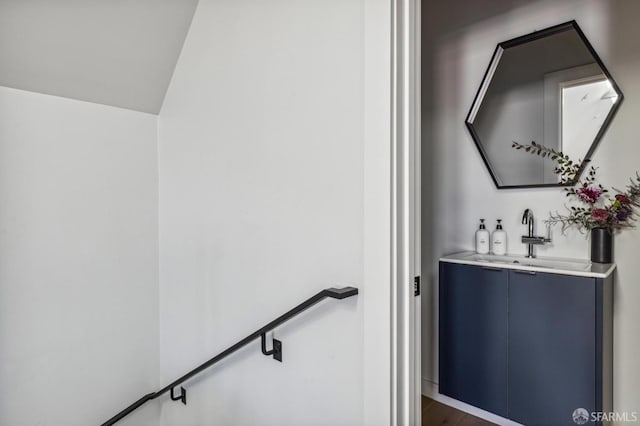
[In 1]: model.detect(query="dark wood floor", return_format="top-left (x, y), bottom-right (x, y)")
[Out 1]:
top-left (422, 396), bottom-right (496, 426)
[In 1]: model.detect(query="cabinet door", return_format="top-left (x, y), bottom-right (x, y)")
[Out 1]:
top-left (508, 270), bottom-right (596, 425)
top-left (439, 262), bottom-right (508, 417)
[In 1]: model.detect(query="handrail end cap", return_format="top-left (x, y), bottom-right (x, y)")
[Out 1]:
top-left (325, 287), bottom-right (358, 299)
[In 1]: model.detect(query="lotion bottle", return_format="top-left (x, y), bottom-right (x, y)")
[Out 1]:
top-left (492, 219), bottom-right (507, 255)
top-left (476, 219), bottom-right (490, 254)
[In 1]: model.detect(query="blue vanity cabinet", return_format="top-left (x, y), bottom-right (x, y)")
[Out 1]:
top-left (508, 270), bottom-right (608, 426)
top-left (439, 259), bottom-right (613, 425)
top-left (439, 262), bottom-right (509, 417)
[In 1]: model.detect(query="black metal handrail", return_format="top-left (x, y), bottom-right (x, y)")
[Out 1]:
top-left (101, 286), bottom-right (358, 426)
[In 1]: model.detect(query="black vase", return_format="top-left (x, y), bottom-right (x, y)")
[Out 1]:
top-left (591, 227), bottom-right (613, 263)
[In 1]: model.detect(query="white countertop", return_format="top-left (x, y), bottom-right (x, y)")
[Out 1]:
top-left (440, 251), bottom-right (616, 279)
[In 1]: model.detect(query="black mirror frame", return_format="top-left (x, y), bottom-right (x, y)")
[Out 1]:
top-left (465, 20), bottom-right (624, 189)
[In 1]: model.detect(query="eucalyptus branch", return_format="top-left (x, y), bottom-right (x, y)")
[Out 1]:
top-left (512, 141), bottom-right (639, 233)
top-left (511, 141), bottom-right (586, 184)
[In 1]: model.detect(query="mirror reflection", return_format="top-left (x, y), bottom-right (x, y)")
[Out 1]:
top-left (466, 21), bottom-right (623, 188)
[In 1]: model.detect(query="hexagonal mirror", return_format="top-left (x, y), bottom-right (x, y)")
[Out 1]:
top-left (466, 21), bottom-right (623, 189)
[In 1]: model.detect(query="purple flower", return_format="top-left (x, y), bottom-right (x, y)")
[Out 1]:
top-left (578, 187), bottom-right (603, 204)
top-left (592, 208), bottom-right (609, 222)
top-left (615, 207), bottom-right (632, 223)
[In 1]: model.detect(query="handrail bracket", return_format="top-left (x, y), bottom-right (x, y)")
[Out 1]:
top-left (261, 332), bottom-right (282, 362)
top-left (170, 386), bottom-right (187, 405)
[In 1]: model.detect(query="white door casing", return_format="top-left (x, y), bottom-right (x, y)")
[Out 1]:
top-left (390, 0), bottom-right (421, 425)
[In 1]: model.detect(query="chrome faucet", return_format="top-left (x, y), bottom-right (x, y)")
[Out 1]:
top-left (521, 208), bottom-right (551, 258)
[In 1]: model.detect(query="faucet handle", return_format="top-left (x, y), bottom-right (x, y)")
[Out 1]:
top-left (545, 221), bottom-right (552, 240)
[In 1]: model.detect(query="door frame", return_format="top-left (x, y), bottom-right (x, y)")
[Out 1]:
top-left (391, 0), bottom-right (421, 424)
top-left (362, 0), bottom-right (420, 424)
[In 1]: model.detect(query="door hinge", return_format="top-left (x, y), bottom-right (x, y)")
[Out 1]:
top-left (414, 276), bottom-right (420, 296)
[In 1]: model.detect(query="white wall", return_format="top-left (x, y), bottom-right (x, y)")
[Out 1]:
top-left (158, 0), bottom-right (381, 424)
top-left (0, 0), bottom-right (199, 114)
top-left (0, 86), bottom-right (159, 426)
top-left (363, 0), bottom-right (392, 423)
top-left (422, 0), bottom-right (640, 419)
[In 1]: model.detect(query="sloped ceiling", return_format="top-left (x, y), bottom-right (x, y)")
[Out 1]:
top-left (0, 0), bottom-right (199, 114)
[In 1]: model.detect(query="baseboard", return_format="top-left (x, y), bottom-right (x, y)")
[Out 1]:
top-left (421, 377), bottom-right (521, 426)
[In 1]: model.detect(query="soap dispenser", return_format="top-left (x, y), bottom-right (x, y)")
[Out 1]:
top-left (476, 219), bottom-right (490, 254)
top-left (492, 219), bottom-right (507, 255)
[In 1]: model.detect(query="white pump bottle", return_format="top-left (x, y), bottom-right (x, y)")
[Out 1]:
top-left (492, 219), bottom-right (507, 255)
top-left (475, 219), bottom-right (490, 254)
